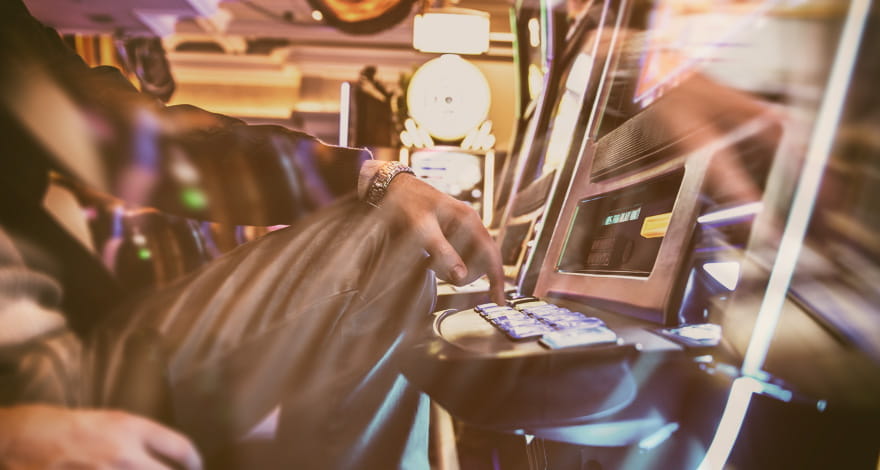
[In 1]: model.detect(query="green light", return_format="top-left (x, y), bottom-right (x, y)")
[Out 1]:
top-left (181, 187), bottom-right (207, 210)
top-left (137, 248), bottom-right (152, 260)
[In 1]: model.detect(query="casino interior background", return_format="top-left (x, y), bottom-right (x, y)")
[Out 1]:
top-left (19, 0), bottom-right (880, 468)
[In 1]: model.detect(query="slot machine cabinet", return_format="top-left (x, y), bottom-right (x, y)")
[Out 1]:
top-left (501, 0), bottom-right (622, 295)
top-left (476, 0), bottom-right (619, 291)
top-left (435, 0), bottom-right (617, 307)
top-left (494, 0), bottom-right (565, 226)
top-left (405, 1), bottom-right (880, 469)
top-left (522, 0), bottom-right (879, 467)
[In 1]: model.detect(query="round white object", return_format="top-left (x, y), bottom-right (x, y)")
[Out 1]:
top-left (407, 54), bottom-right (491, 141)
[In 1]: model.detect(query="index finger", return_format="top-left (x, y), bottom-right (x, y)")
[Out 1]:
top-left (487, 263), bottom-right (505, 305)
top-left (480, 233), bottom-right (506, 305)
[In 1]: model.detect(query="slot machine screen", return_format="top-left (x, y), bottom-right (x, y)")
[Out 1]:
top-left (557, 169), bottom-right (684, 276)
top-left (501, 221), bottom-right (535, 266)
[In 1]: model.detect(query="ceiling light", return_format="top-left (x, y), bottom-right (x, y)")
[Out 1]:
top-left (413, 7), bottom-right (490, 55)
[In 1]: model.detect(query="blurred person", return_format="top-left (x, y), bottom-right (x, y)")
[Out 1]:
top-left (0, 0), bottom-right (504, 468)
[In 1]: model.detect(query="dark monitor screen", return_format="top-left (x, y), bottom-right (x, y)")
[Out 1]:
top-left (557, 169), bottom-right (684, 276)
top-left (501, 221), bottom-right (535, 267)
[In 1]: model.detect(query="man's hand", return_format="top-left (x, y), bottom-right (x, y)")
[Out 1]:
top-left (379, 173), bottom-right (505, 304)
top-left (0, 404), bottom-right (202, 469)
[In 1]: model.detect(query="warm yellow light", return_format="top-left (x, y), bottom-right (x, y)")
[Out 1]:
top-left (641, 212), bottom-right (672, 239)
top-left (413, 8), bottom-right (490, 55)
top-left (311, 10), bottom-right (323, 21)
top-left (528, 17), bottom-right (540, 47)
top-left (527, 63), bottom-right (544, 100)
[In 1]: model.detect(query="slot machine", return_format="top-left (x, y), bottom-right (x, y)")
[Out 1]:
top-left (405, 0), bottom-right (880, 468)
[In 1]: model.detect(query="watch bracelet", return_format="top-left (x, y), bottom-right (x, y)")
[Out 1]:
top-left (364, 161), bottom-right (415, 207)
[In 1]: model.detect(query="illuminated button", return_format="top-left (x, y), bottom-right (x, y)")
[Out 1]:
top-left (490, 313), bottom-right (534, 325)
top-left (507, 296), bottom-right (541, 306)
top-left (478, 305), bottom-right (513, 316)
top-left (551, 317), bottom-right (606, 330)
top-left (474, 303), bottom-right (499, 313)
top-left (522, 305), bottom-right (567, 315)
top-left (503, 325), bottom-right (551, 341)
top-left (641, 212), bottom-right (672, 238)
top-left (514, 300), bottom-right (547, 310)
top-left (483, 309), bottom-right (522, 320)
top-left (540, 326), bottom-right (619, 349)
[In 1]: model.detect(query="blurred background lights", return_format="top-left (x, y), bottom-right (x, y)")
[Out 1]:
top-left (137, 248), bottom-right (152, 260)
top-left (413, 7), bottom-right (490, 55)
top-left (528, 17), bottom-right (541, 48)
top-left (181, 187), bottom-right (208, 210)
top-left (698, 202), bottom-right (764, 224)
top-left (703, 262), bottom-right (742, 291)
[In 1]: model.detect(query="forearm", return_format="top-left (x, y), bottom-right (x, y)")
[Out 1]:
top-left (133, 114), bottom-right (371, 226)
top-left (67, 71), bottom-right (371, 225)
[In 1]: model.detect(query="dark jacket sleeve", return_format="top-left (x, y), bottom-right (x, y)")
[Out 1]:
top-left (0, 0), bottom-right (369, 227)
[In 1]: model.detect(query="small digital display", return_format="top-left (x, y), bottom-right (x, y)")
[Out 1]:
top-left (603, 206), bottom-right (642, 226)
top-left (557, 169), bottom-right (684, 276)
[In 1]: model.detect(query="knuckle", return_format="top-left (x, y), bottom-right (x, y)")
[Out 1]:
top-left (455, 200), bottom-right (478, 216)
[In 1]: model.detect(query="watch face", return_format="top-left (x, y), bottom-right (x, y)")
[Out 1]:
top-left (406, 54), bottom-right (491, 141)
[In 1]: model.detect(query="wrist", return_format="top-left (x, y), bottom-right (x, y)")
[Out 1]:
top-left (363, 161), bottom-right (415, 207)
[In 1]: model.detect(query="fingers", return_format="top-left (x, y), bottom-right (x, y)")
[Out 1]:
top-left (468, 224), bottom-right (505, 305)
top-left (421, 216), bottom-right (468, 284)
top-left (384, 176), bottom-right (503, 296)
top-left (446, 206), bottom-right (505, 303)
top-left (435, 204), bottom-right (506, 303)
top-left (483, 242), bottom-right (506, 305)
top-left (137, 417), bottom-right (203, 470)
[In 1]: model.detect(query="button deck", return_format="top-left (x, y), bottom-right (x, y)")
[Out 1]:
top-left (474, 299), bottom-right (619, 346)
